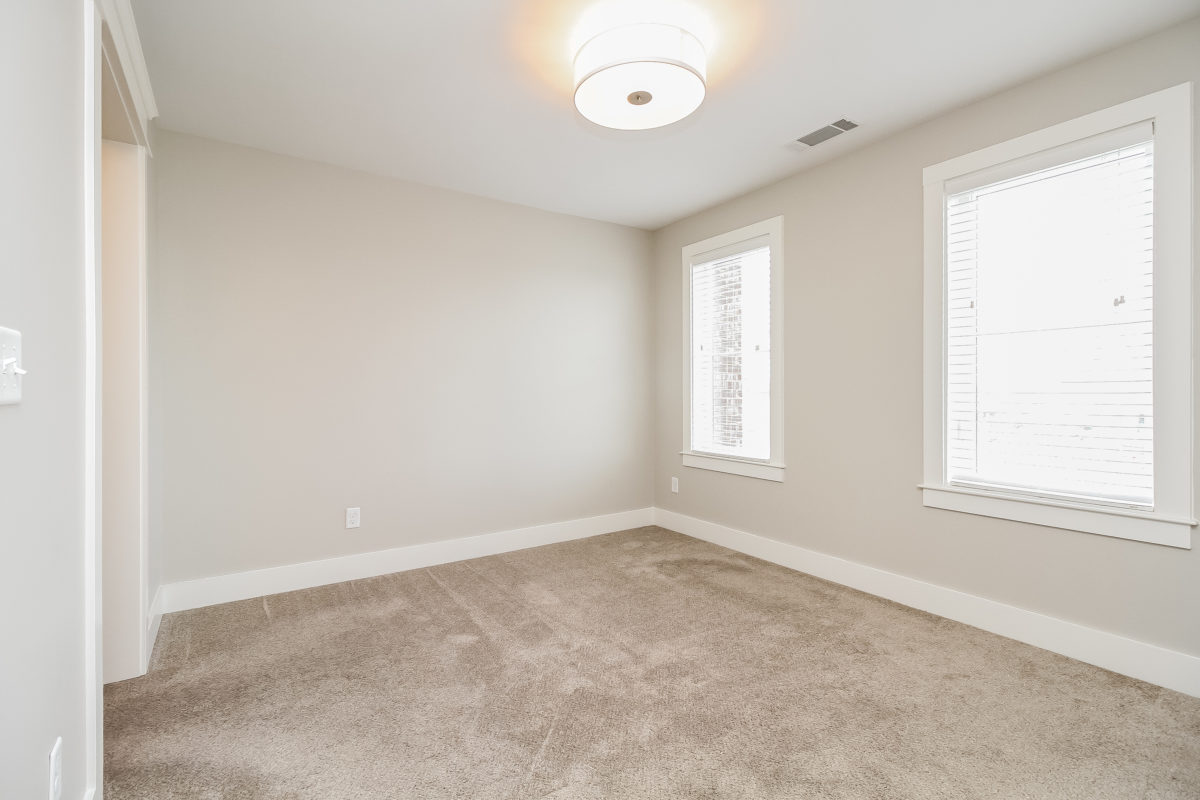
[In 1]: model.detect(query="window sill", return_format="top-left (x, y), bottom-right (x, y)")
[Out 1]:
top-left (681, 452), bottom-right (785, 482)
top-left (920, 484), bottom-right (1195, 549)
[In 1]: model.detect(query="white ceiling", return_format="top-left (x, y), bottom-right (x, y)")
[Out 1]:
top-left (130, 0), bottom-right (1200, 230)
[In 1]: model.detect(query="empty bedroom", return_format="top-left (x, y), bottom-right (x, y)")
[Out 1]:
top-left (3, 1), bottom-right (1200, 798)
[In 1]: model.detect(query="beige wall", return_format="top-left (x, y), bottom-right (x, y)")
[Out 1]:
top-left (102, 140), bottom-right (147, 683)
top-left (0, 1), bottom-right (88, 796)
top-left (653, 19), bottom-right (1200, 657)
top-left (152, 131), bottom-right (654, 583)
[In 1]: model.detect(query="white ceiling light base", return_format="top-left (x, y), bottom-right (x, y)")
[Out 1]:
top-left (573, 23), bottom-right (707, 131)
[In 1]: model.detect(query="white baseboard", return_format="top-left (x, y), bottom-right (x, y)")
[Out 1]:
top-left (160, 508), bottom-right (655, 614)
top-left (153, 504), bottom-right (1198, 698)
top-left (144, 584), bottom-right (163, 668)
top-left (653, 508), bottom-right (1200, 699)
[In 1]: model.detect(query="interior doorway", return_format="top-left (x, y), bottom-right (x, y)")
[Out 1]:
top-left (84, 1), bottom-right (158, 793)
top-left (99, 132), bottom-right (148, 684)
top-left (98, 0), bottom-right (152, 687)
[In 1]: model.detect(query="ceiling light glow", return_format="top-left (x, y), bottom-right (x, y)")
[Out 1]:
top-left (573, 23), bottom-right (706, 130)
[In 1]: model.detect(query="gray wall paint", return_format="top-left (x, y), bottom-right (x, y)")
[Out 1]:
top-left (152, 131), bottom-right (654, 582)
top-left (653, 19), bottom-right (1200, 657)
top-left (0, 1), bottom-right (88, 796)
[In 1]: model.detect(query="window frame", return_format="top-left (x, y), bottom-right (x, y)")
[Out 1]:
top-left (681, 216), bottom-right (785, 481)
top-left (921, 83), bottom-right (1195, 548)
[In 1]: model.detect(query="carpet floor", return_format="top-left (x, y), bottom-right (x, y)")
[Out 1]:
top-left (105, 526), bottom-right (1200, 799)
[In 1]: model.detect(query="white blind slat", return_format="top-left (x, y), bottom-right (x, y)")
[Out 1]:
top-left (946, 139), bottom-right (1154, 507)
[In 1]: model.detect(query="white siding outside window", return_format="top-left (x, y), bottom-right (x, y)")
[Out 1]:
top-left (945, 130), bottom-right (1154, 508)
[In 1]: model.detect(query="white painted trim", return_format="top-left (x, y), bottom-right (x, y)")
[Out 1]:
top-left (85, 2), bottom-right (158, 790)
top-left (922, 83), bottom-right (1194, 546)
top-left (99, 39), bottom-right (143, 148)
top-left (921, 485), bottom-right (1194, 549)
top-left (135, 143), bottom-right (151, 675)
top-left (96, 0), bottom-right (157, 138)
top-left (922, 84), bottom-right (1190, 184)
top-left (652, 508), bottom-right (1200, 698)
top-left (155, 506), bottom-right (1200, 697)
top-left (681, 216), bottom-right (785, 479)
top-left (160, 508), bottom-right (655, 613)
top-left (681, 452), bottom-right (784, 481)
top-left (145, 585), bottom-right (162, 672)
top-left (82, 3), bottom-right (103, 796)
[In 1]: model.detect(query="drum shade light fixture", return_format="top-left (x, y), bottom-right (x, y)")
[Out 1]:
top-left (573, 22), bottom-right (707, 130)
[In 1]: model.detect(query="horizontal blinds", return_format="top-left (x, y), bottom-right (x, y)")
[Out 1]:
top-left (945, 137), bottom-right (1154, 507)
top-left (691, 244), bottom-right (771, 460)
top-left (945, 121), bottom-right (1154, 196)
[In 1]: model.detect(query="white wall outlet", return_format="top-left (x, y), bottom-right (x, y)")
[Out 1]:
top-left (671, 476), bottom-right (679, 494)
top-left (48, 736), bottom-right (62, 800)
top-left (345, 507), bottom-right (361, 529)
top-left (0, 327), bottom-right (24, 406)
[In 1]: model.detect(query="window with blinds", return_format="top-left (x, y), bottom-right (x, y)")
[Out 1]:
top-left (690, 240), bottom-right (772, 460)
top-left (944, 126), bottom-right (1154, 508)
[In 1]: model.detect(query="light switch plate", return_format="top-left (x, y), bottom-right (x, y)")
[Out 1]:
top-left (0, 327), bottom-right (22, 405)
top-left (346, 507), bottom-right (361, 529)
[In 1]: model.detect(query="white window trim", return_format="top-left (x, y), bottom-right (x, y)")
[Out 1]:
top-left (682, 216), bottom-right (785, 481)
top-left (922, 83), bottom-right (1195, 549)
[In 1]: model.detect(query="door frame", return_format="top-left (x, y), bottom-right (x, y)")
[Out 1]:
top-left (83, 0), bottom-right (157, 794)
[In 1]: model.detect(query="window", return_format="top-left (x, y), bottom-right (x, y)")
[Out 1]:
top-left (922, 84), bottom-right (1194, 548)
top-left (682, 217), bottom-right (784, 481)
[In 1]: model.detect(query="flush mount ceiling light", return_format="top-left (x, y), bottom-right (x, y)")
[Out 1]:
top-left (573, 22), bottom-right (707, 130)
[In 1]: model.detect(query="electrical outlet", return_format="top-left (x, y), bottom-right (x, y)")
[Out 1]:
top-left (48, 737), bottom-right (62, 800)
top-left (671, 476), bottom-right (679, 494)
top-left (345, 507), bottom-right (361, 529)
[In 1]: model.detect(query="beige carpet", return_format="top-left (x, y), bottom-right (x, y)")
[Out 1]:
top-left (105, 526), bottom-right (1200, 799)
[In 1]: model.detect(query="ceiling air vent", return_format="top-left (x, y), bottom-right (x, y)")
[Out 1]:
top-left (796, 119), bottom-right (859, 147)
